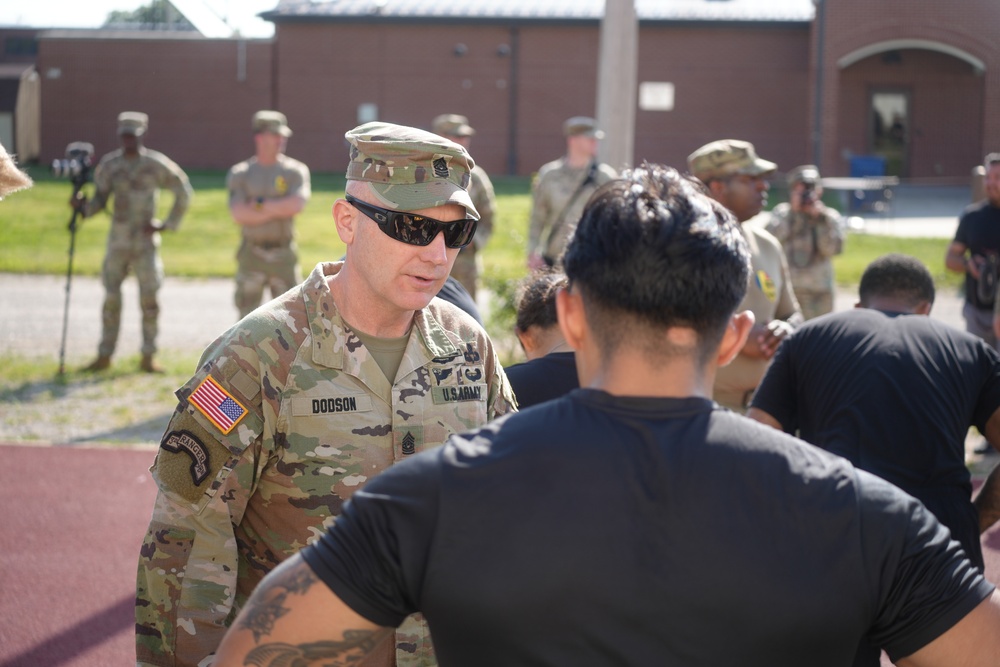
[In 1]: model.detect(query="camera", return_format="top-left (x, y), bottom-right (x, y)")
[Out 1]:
top-left (800, 180), bottom-right (817, 205)
top-left (52, 141), bottom-right (95, 189)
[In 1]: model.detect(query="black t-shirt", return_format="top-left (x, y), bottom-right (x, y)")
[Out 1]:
top-left (303, 390), bottom-right (993, 666)
top-left (954, 200), bottom-right (1000, 309)
top-left (505, 351), bottom-right (579, 408)
top-left (751, 308), bottom-right (1000, 568)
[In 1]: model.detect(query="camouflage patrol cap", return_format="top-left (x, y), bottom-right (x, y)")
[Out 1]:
top-left (253, 110), bottom-right (292, 137)
top-left (432, 114), bottom-right (475, 138)
top-left (563, 116), bottom-right (604, 139)
top-left (345, 121), bottom-right (479, 219)
top-left (117, 111), bottom-right (148, 137)
top-left (687, 139), bottom-right (777, 182)
top-left (786, 164), bottom-right (821, 185)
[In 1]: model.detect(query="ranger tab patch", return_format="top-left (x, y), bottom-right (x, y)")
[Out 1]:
top-left (161, 430), bottom-right (211, 485)
top-left (188, 376), bottom-right (248, 434)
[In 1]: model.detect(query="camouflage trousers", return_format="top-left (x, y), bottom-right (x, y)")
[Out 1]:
top-left (235, 240), bottom-right (300, 319)
top-left (793, 288), bottom-right (834, 321)
top-left (99, 244), bottom-right (163, 357)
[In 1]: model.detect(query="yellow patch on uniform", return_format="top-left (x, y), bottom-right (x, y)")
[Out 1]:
top-left (756, 270), bottom-right (777, 302)
top-left (188, 376), bottom-right (248, 434)
top-left (275, 175), bottom-right (288, 195)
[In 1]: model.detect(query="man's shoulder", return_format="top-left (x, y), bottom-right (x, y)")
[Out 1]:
top-left (535, 158), bottom-right (564, 182)
top-left (745, 222), bottom-right (784, 251)
top-left (595, 162), bottom-right (618, 181)
top-left (424, 296), bottom-right (487, 339)
top-left (277, 154), bottom-right (310, 174)
top-left (228, 158), bottom-right (253, 176)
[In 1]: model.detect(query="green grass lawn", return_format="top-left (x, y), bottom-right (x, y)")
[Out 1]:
top-left (1, 164), bottom-right (961, 307)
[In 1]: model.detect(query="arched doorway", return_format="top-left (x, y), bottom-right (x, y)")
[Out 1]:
top-left (835, 41), bottom-right (985, 179)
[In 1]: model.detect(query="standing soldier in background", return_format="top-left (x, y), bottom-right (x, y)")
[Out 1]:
top-left (765, 165), bottom-right (845, 320)
top-left (135, 122), bottom-right (515, 667)
top-left (432, 113), bottom-right (495, 300)
top-left (71, 111), bottom-right (192, 373)
top-left (527, 116), bottom-right (617, 269)
top-left (228, 110), bottom-right (311, 319)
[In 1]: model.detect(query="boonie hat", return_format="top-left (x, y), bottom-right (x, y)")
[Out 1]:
top-left (687, 139), bottom-right (777, 182)
top-left (253, 110), bottom-right (292, 137)
top-left (432, 114), bottom-right (475, 138)
top-left (117, 111), bottom-right (148, 137)
top-left (563, 116), bottom-right (604, 139)
top-left (786, 164), bottom-right (821, 185)
top-left (345, 122), bottom-right (479, 219)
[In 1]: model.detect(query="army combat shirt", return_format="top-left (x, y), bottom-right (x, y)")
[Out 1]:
top-left (713, 223), bottom-right (801, 411)
top-left (84, 146), bottom-right (192, 250)
top-left (226, 153), bottom-right (311, 246)
top-left (136, 261), bottom-right (515, 666)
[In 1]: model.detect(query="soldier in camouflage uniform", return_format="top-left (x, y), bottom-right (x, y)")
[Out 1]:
top-left (527, 116), bottom-right (617, 269)
top-left (72, 111), bottom-right (192, 373)
top-left (431, 114), bottom-right (496, 301)
top-left (135, 122), bottom-right (516, 667)
top-left (228, 111), bottom-right (311, 319)
top-left (765, 165), bottom-right (845, 320)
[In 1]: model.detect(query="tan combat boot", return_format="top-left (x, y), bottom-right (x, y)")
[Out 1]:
top-left (140, 354), bottom-right (164, 374)
top-left (83, 355), bottom-right (112, 372)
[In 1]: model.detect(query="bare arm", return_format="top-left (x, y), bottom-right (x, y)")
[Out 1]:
top-left (214, 553), bottom-right (392, 667)
top-left (946, 240), bottom-right (971, 275)
top-left (974, 409), bottom-right (1000, 533)
top-left (895, 591), bottom-right (1000, 667)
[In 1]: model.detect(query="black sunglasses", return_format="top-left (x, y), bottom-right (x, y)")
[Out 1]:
top-left (345, 195), bottom-right (478, 249)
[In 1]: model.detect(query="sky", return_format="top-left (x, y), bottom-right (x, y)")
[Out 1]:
top-left (1, 0), bottom-right (277, 38)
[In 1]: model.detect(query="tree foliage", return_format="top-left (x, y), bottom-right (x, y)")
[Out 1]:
top-left (103, 0), bottom-right (196, 30)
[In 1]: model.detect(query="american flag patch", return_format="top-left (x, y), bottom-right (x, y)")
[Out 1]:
top-left (188, 376), bottom-right (247, 434)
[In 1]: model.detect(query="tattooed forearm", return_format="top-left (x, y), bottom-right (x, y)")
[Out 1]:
top-left (243, 629), bottom-right (392, 667)
top-left (238, 558), bottom-right (320, 642)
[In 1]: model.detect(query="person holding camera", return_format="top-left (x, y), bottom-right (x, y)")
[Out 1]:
top-left (765, 164), bottom-right (845, 321)
top-left (947, 153), bottom-right (1000, 350)
top-left (70, 111), bottom-right (192, 373)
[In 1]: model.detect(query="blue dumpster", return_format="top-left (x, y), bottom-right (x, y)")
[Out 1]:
top-left (848, 156), bottom-right (887, 211)
top-left (849, 155), bottom-right (886, 177)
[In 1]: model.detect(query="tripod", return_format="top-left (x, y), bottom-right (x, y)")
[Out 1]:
top-left (57, 183), bottom-right (86, 376)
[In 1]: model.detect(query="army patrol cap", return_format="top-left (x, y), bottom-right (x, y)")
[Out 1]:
top-left (345, 121), bottom-right (479, 219)
top-left (687, 139), bottom-right (777, 182)
top-left (117, 111), bottom-right (148, 137)
top-left (786, 164), bottom-right (821, 185)
top-left (253, 110), bottom-right (292, 137)
top-left (432, 114), bottom-right (475, 138)
top-left (563, 116), bottom-right (604, 139)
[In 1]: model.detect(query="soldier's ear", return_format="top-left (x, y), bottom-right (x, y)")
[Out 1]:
top-left (333, 198), bottom-right (357, 245)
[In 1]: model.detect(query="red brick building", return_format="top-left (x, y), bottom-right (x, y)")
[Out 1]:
top-left (10, 0), bottom-right (999, 179)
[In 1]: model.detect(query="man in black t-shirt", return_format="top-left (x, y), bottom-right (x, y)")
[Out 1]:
top-left (505, 270), bottom-right (578, 408)
top-left (749, 254), bottom-right (1000, 667)
top-left (215, 166), bottom-right (1000, 667)
top-left (946, 152), bottom-right (1000, 349)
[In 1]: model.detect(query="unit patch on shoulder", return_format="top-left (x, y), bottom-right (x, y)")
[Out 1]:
top-left (756, 269), bottom-right (777, 302)
top-left (188, 376), bottom-right (248, 434)
top-left (161, 430), bottom-right (211, 485)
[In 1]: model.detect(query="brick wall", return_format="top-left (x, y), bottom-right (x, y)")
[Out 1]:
top-left (38, 33), bottom-right (273, 169)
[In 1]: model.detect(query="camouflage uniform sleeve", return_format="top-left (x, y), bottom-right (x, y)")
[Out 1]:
top-left (292, 160), bottom-right (312, 201)
top-left (774, 244), bottom-right (804, 328)
top-left (471, 168), bottom-right (496, 250)
top-left (136, 356), bottom-right (266, 667)
top-left (814, 208), bottom-right (845, 258)
top-left (157, 156), bottom-right (193, 231)
top-left (483, 334), bottom-right (516, 419)
top-left (764, 204), bottom-right (790, 243)
top-left (83, 156), bottom-right (113, 218)
top-left (226, 164), bottom-right (245, 207)
top-left (527, 170), bottom-right (552, 256)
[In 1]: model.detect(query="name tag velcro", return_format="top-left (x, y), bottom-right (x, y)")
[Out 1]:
top-left (292, 395), bottom-right (373, 416)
